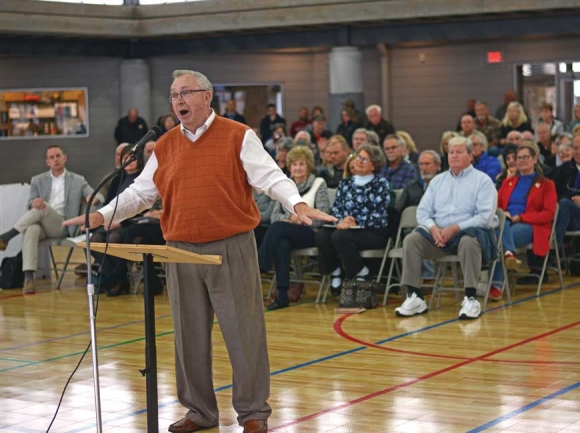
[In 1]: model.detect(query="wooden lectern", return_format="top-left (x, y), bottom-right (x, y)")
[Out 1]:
top-left (79, 242), bottom-right (222, 433)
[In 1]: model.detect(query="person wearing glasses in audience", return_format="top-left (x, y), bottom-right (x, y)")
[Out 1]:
top-left (64, 70), bottom-right (335, 433)
top-left (315, 145), bottom-right (390, 296)
top-left (380, 134), bottom-right (417, 189)
top-left (258, 146), bottom-right (331, 310)
top-left (490, 143), bottom-right (557, 297)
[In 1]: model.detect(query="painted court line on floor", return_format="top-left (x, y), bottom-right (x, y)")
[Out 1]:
top-left (268, 321), bottom-right (580, 431)
top-left (466, 380), bottom-right (580, 432)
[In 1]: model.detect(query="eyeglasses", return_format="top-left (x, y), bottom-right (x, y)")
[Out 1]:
top-left (384, 146), bottom-right (399, 152)
top-left (516, 155), bottom-right (532, 162)
top-left (168, 89), bottom-right (207, 102)
top-left (355, 155), bottom-right (371, 164)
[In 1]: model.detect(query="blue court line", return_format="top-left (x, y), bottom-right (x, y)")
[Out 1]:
top-left (467, 380), bottom-right (580, 432)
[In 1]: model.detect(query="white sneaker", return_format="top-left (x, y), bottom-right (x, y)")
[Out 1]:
top-left (458, 296), bottom-right (481, 320)
top-left (395, 292), bottom-right (428, 317)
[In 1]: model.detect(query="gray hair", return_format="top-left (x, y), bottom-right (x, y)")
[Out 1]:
top-left (294, 130), bottom-right (311, 143)
top-left (365, 104), bottom-right (382, 115)
top-left (448, 136), bottom-right (473, 154)
top-left (172, 70), bottom-right (213, 99)
top-left (277, 137), bottom-right (294, 152)
top-left (384, 134), bottom-right (406, 149)
top-left (366, 130), bottom-right (380, 147)
top-left (556, 133), bottom-right (573, 146)
top-left (357, 144), bottom-right (386, 174)
top-left (468, 131), bottom-right (488, 151)
top-left (419, 150), bottom-right (441, 165)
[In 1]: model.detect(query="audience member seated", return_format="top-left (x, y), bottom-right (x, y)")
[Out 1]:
top-left (397, 131), bottom-right (419, 164)
top-left (553, 134), bottom-right (580, 248)
top-left (536, 123), bottom-right (556, 166)
top-left (506, 130), bottom-right (524, 146)
top-left (343, 99), bottom-right (366, 127)
top-left (310, 115), bottom-right (333, 160)
top-left (567, 103), bottom-right (580, 133)
top-left (259, 103), bottom-right (286, 143)
top-left (0, 145), bottom-right (102, 294)
top-left (343, 154), bottom-right (357, 179)
top-left (264, 124), bottom-right (288, 156)
top-left (114, 108), bottom-right (149, 145)
top-left (290, 107), bottom-right (310, 136)
top-left (90, 146), bottom-right (145, 296)
top-left (380, 134), bottom-right (417, 189)
top-left (294, 130), bottom-right (311, 146)
top-left (522, 130), bottom-right (535, 142)
top-left (474, 101), bottom-right (502, 155)
top-left (258, 147), bottom-right (330, 310)
top-left (352, 128), bottom-right (380, 151)
top-left (459, 114), bottom-right (477, 138)
top-left (495, 144), bottom-right (518, 190)
top-left (310, 105), bottom-right (324, 120)
top-left (274, 137), bottom-right (293, 177)
top-left (253, 189), bottom-right (276, 249)
top-left (315, 145), bottom-right (390, 296)
top-left (439, 131), bottom-right (459, 172)
top-left (394, 136), bottom-right (497, 320)
top-left (500, 102), bottom-right (532, 145)
top-left (365, 104), bottom-right (396, 145)
top-left (469, 131), bottom-right (502, 181)
top-left (336, 107), bottom-right (357, 147)
top-left (557, 136), bottom-right (574, 167)
top-left (144, 140), bottom-right (156, 162)
top-left (319, 135), bottom-right (351, 188)
top-left (158, 113), bottom-right (178, 136)
top-left (538, 102), bottom-right (564, 136)
top-left (222, 99), bottom-right (247, 125)
top-left (396, 150), bottom-right (441, 213)
top-left (491, 143), bottom-right (557, 294)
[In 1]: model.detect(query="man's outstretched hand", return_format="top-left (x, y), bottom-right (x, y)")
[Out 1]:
top-left (294, 203), bottom-right (338, 226)
top-left (63, 212), bottom-right (105, 232)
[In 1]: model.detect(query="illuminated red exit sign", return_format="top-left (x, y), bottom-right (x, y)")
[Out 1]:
top-left (487, 51), bottom-right (503, 64)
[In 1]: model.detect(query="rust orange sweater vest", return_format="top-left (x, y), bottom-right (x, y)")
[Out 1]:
top-left (153, 116), bottom-right (260, 243)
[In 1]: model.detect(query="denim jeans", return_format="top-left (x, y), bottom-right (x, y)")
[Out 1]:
top-left (492, 221), bottom-right (533, 286)
top-left (555, 198), bottom-right (580, 247)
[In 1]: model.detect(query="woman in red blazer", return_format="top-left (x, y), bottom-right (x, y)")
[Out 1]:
top-left (490, 143), bottom-right (557, 300)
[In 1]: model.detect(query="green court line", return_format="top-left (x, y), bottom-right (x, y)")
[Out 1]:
top-left (0, 357), bottom-right (31, 363)
top-left (0, 300), bottom-right (314, 374)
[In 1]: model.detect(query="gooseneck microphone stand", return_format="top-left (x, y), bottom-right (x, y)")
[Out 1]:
top-left (83, 151), bottom-right (140, 433)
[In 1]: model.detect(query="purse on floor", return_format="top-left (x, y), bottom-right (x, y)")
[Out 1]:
top-left (338, 278), bottom-right (378, 309)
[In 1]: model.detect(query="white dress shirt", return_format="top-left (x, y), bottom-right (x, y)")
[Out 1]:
top-left (98, 110), bottom-right (304, 226)
top-left (49, 170), bottom-right (66, 216)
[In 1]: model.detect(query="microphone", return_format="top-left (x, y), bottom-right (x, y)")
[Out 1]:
top-left (128, 125), bottom-right (162, 155)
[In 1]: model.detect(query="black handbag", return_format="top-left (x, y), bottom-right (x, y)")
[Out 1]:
top-left (338, 278), bottom-right (378, 309)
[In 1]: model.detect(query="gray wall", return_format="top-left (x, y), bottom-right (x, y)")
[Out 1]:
top-left (0, 57), bottom-right (121, 187)
top-left (388, 36), bottom-right (580, 150)
top-left (149, 52), bottom-right (330, 133)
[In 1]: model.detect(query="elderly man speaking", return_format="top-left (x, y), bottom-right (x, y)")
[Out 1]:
top-left (394, 136), bottom-right (498, 320)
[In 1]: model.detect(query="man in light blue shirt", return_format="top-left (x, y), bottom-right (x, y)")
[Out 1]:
top-left (395, 136), bottom-right (497, 320)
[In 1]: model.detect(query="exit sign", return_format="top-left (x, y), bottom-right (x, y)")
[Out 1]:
top-left (487, 51), bottom-right (503, 64)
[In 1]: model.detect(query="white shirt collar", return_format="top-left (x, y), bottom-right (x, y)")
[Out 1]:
top-left (180, 110), bottom-right (215, 141)
top-left (50, 169), bottom-right (66, 180)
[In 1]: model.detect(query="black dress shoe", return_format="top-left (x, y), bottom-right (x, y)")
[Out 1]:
top-left (266, 300), bottom-right (289, 311)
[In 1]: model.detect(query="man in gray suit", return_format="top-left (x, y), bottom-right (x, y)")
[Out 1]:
top-left (0, 145), bottom-right (101, 294)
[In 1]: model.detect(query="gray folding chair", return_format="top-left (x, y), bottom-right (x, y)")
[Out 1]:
top-left (515, 203), bottom-right (564, 295)
top-left (382, 206), bottom-right (418, 305)
top-left (39, 234), bottom-right (85, 290)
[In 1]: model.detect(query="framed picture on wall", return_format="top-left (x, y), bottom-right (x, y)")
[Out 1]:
top-left (0, 87), bottom-right (89, 139)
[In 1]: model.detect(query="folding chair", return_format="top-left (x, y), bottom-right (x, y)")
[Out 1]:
top-left (382, 206), bottom-right (418, 305)
top-left (429, 208), bottom-right (507, 312)
top-left (515, 203), bottom-right (564, 296)
top-left (561, 230), bottom-right (580, 275)
top-left (39, 233), bottom-right (85, 290)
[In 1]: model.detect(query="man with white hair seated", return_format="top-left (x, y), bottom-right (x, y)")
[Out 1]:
top-left (506, 130), bottom-right (524, 146)
top-left (394, 136), bottom-right (497, 320)
top-left (365, 104), bottom-right (395, 145)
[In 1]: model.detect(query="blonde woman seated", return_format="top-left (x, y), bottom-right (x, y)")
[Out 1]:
top-left (258, 146), bottom-right (331, 310)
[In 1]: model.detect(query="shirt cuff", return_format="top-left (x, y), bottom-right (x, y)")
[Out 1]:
top-left (97, 205), bottom-right (115, 225)
top-left (287, 193), bottom-right (305, 214)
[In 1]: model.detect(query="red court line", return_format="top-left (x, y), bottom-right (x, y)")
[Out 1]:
top-left (335, 314), bottom-right (580, 365)
top-left (269, 320), bottom-right (579, 432)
